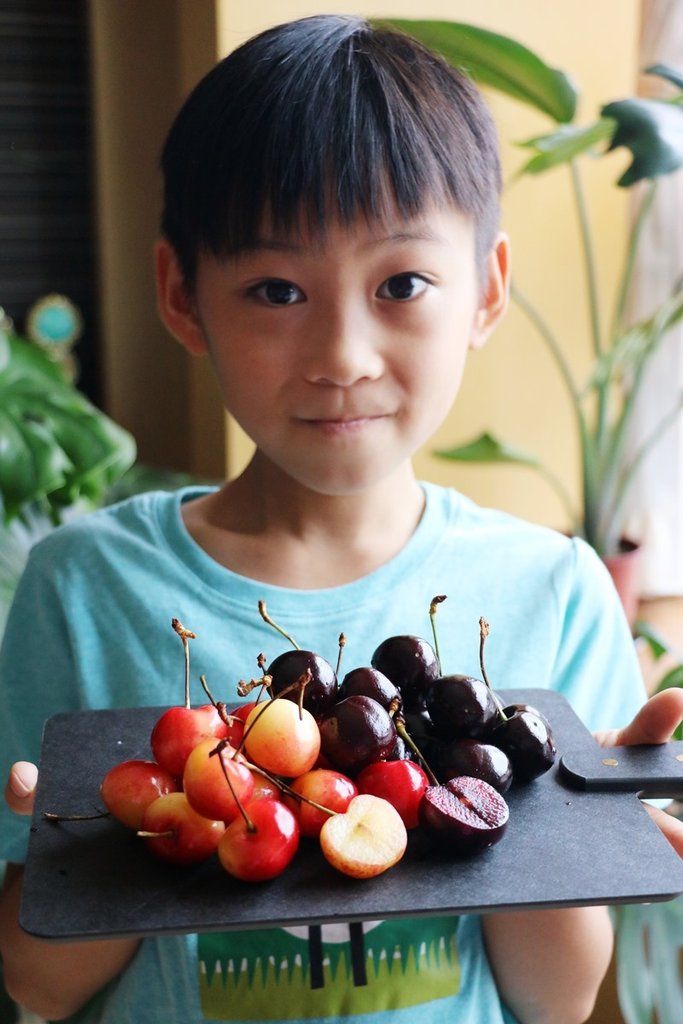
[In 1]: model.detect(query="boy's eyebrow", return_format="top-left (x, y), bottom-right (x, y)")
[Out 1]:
top-left (241, 228), bottom-right (447, 256)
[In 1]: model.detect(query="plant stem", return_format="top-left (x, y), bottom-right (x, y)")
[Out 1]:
top-left (511, 284), bottom-right (581, 406)
top-left (600, 391), bottom-right (683, 554)
top-left (611, 181), bottom-right (656, 340)
top-left (570, 158), bottom-right (602, 359)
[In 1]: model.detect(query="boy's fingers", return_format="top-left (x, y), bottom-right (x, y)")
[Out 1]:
top-left (643, 803), bottom-right (683, 859)
top-left (594, 688), bottom-right (683, 749)
top-left (4, 761), bottom-right (38, 816)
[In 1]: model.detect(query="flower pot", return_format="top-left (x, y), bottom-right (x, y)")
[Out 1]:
top-left (603, 539), bottom-right (642, 628)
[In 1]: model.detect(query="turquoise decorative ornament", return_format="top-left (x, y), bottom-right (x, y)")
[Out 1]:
top-left (26, 293), bottom-right (83, 354)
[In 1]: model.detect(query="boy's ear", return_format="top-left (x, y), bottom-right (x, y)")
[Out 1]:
top-left (154, 238), bottom-right (208, 356)
top-left (469, 233), bottom-right (511, 352)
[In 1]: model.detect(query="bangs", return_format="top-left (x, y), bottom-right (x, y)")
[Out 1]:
top-left (161, 16), bottom-right (501, 283)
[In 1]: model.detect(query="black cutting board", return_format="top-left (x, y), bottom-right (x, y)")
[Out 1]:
top-left (20, 689), bottom-right (683, 942)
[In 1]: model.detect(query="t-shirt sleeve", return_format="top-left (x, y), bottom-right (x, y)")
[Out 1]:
top-left (550, 536), bottom-right (647, 733)
top-left (0, 544), bottom-right (77, 864)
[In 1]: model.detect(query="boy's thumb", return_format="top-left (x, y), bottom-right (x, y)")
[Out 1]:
top-left (5, 761), bottom-right (38, 815)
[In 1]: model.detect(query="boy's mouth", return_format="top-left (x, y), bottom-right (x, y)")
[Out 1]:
top-left (298, 413), bottom-right (391, 433)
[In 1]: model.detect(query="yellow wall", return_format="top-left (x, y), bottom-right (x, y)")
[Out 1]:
top-left (216, 1), bottom-right (640, 531)
top-left (90, 0), bottom-right (640, 532)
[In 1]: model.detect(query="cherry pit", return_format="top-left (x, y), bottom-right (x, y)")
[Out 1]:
top-left (51, 599), bottom-right (557, 883)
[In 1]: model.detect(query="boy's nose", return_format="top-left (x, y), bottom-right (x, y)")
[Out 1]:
top-left (303, 308), bottom-right (384, 387)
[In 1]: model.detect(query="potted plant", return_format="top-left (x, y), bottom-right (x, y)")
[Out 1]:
top-left (0, 314), bottom-right (137, 632)
top-left (379, 19), bottom-right (683, 620)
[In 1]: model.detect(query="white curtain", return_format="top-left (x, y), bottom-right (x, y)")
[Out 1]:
top-left (624, 0), bottom-right (683, 597)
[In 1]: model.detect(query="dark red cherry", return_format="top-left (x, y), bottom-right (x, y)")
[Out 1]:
top-left (425, 675), bottom-right (499, 740)
top-left (267, 650), bottom-right (337, 720)
top-left (492, 704), bottom-right (557, 782)
top-left (419, 776), bottom-right (509, 855)
top-left (439, 738), bottom-right (512, 795)
top-left (401, 708), bottom-right (446, 772)
top-left (386, 734), bottom-right (411, 761)
top-left (318, 694), bottom-right (397, 776)
top-left (338, 667), bottom-right (401, 712)
top-left (371, 635), bottom-right (440, 712)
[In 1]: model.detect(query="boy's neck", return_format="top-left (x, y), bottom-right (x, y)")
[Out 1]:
top-left (181, 454), bottom-right (426, 589)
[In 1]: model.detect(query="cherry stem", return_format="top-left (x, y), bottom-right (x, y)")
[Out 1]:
top-left (200, 675), bottom-right (245, 730)
top-left (335, 633), bottom-right (346, 677)
top-left (172, 618), bottom-right (197, 710)
top-left (429, 595), bottom-right (447, 674)
top-left (258, 600), bottom-right (300, 650)
top-left (388, 699), bottom-right (440, 786)
top-left (236, 675), bottom-right (273, 699)
top-left (43, 810), bottom-right (110, 823)
top-left (245, 760), bottom-right (337, 818)
top-left (137, 829), bottom-right (175, 839)
top-left (215, 741), bottom-right (256, 832)
top-left (478, 617), bottom-right (508, 720)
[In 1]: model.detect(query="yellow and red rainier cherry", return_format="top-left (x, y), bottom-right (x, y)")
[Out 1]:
top-left (182, 738), bottom-right (255, 822)
top-left (140, 792), bottom-right (225, 865)
top-left (243, 699), bottom-right (321, 777)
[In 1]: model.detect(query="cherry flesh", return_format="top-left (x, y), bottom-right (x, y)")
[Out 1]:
top-left (419, 776), bottom-right (509, 855)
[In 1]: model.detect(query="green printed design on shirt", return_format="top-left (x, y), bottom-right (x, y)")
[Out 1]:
top-left (198, 918), bottom-right (460, 1020)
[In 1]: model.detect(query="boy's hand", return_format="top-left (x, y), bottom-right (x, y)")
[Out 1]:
top-left (4, 762), bottom-right (38, 816)
top-left (594, 688), bottom-right (683, 858)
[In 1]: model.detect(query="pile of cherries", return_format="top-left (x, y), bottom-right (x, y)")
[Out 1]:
top-left (97, 599), bottom-right (557, 882)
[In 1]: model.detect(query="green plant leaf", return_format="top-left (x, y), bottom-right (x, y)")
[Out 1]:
top-left (373, 19), bottom-right (577, 122)
top-left (0, 333), bottom-right (136, 523)
top-left (587, 283), bottom-right (683, 393)
top-left (515, 119), bottom-right (614, 175)
top-left (655, 666), bottom-right (683, 692)
top-left (633, 621), bottom-right (670, 660)
top-left (646, 62), bottom-right (683, 91)
top-left (602, 96), bottom-right (683, 185)
top-left (434, 431), bottom-right (541, 467)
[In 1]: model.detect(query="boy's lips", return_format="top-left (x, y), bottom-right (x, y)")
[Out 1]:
top-left (297, 412), bottom-right (393, 433)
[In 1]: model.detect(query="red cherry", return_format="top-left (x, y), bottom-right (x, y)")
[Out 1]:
top-left (100, 759), bottom-right (178, 829)
top-left (231, 701), bottom-right (259, 723)
top-left (284, 768), bottom-right (357, 838)
top-left (150, 704), bottom-right (229, 777)
top-left (217, 799), bottom-right (300, 881)
top-left (355, 759), bottom-right (429, 829)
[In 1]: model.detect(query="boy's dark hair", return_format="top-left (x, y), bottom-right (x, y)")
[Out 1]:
top-left (161, 15), bottom-right (501, 287)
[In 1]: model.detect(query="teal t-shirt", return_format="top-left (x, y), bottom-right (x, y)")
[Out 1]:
top-left (0, 483), bottom-right (646, 1023)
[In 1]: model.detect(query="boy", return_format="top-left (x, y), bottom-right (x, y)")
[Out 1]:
top-left (1, 15), bottom-right (682, 1024)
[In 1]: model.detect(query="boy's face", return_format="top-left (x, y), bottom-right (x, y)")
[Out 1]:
top-left (157, 205), bottom-right (509, 498)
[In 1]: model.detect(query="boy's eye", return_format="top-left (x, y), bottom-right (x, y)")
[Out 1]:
top-left (377, 273), bottom-right (429, 301)
top-left (250, 279), bottom-right (304, 305)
